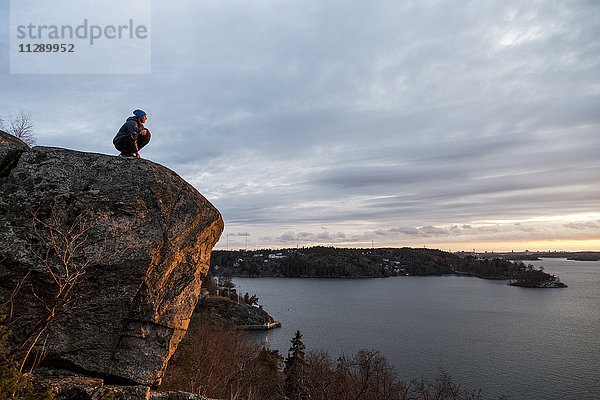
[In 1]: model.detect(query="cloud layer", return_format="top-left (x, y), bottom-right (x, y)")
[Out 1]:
top-left (1, 1), bottom-right (599, 250)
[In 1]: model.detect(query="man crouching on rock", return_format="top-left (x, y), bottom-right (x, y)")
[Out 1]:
top-left (113, 109), bottom-right (151, 158)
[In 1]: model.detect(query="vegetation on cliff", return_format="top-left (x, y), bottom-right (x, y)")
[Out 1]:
top-left (0, 321), bottom-right (53, 400)
top-left (163, 319), bottom-right (487, 399)
top-left (196, 273), bottom-right (278, 329)
top-left (161, 315), bottom-right (282, 397)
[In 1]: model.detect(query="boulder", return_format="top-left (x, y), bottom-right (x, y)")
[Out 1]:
top-left (0, 138), bottom-right (223, 387)
top-left (0, 129), bottom-right (29, 177)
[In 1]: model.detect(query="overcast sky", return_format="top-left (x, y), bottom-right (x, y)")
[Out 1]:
top-left (1, 0), bottom-right (599, 251)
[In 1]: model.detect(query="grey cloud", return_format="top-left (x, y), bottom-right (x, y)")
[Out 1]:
top-left (265, 218), bottom-right (600, 248)
top-left (563, 222), bottom-right (600, 230)
top-left (316, 231), bottom-right (331, 240)
top-left (312, 165), bottom-right (462, 189)
top-left (279, 231), bottom-right (296, 241)
top-left (276, 231), bottom-right (319, 243)
top-left (420, 226), bottom-right (449, 236)
top-left (390, 227), bottom-right (419, 235)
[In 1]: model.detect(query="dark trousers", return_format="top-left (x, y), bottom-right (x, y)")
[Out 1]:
top-left (114, 131), bottom-right (151, 154)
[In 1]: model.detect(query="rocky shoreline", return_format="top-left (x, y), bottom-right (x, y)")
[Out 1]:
top-left (508, 280), bottom-right (568, 288)
top-left (194, 296), bottom-right (281, 330)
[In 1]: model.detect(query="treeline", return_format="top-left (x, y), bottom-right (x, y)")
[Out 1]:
top-left (211, 246), bottom-right (561, 283)
top-left (162, 316), bottom-right (487, 400)
top-left (212, 247), bottom-right (465, 277)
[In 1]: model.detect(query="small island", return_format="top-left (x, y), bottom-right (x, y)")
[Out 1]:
top-left (507, 266), bottom-right (567, 288)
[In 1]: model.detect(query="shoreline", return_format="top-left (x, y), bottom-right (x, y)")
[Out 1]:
top-left (236, 321), bottom-right (282, 330)
top-left (226, 272), bottom-right (568, 288)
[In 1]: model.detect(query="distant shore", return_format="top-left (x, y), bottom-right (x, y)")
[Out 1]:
top-left (211, 246), bottom-right (569, 288)
top-left (464, 251), bottom-right (600, 262)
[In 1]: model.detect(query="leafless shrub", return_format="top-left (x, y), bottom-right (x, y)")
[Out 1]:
top-left (1, 112), bottom-right (36, 146)
top-left (332, 349), bottom-right (405, 400)
top-left (409, 371), bottom-right (482, 400)
top-left (304, 350), bottom-right (338, 399)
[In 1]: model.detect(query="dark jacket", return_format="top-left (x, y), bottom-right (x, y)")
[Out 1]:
top-left (114, 116), bottom-right (143, 144)
top-left (113, 116), bottom-right (149, 154)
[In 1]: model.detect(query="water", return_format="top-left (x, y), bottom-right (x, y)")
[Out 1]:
top-left (234, 259), bottom-right (600, 399)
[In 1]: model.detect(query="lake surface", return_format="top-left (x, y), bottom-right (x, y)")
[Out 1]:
top-left (235, 258), bottom-right (600, 400)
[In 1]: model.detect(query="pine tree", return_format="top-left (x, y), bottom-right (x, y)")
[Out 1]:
top-left (284, 330), bottom-right (308, 399)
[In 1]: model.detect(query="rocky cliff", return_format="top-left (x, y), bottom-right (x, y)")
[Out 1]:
top-left (0, 130), bottom-right (223, 388)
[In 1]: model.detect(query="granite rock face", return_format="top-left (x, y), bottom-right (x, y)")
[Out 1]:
top-left (0, 136), bottom-right (223, 387)
top-left (0, 129), bottom-right (29, 176)
top-left (33, 374), bottom-right (217, 400)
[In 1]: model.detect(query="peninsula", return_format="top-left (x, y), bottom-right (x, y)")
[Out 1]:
top-left (211, 246), bottom-right (567, 288)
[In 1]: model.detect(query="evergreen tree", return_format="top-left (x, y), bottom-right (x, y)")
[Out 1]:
top-left (248, 294), bottom-right (259, 306)
top-left (284, 330), bottom-right (308, 399)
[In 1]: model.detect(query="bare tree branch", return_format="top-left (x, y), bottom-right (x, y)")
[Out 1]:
top-left (8, 202), bottom-right (109, 372)
top-left (1, 111), bottom-right (36, 146)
